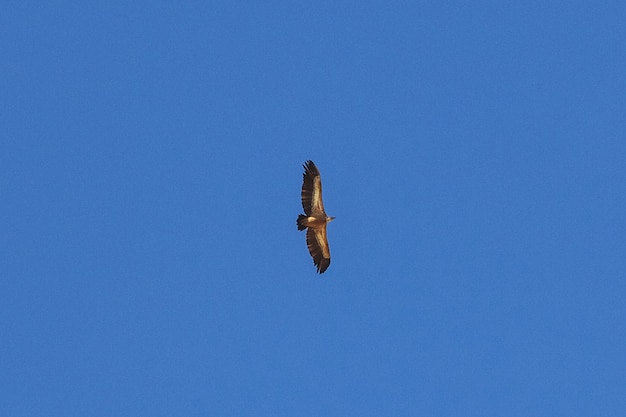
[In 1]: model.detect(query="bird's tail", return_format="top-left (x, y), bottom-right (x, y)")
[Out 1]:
top-left (297, 214), bottom-right (308, 231)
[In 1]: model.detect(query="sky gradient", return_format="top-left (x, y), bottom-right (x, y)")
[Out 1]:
top-left (2, 1), bottom-right (626, 416)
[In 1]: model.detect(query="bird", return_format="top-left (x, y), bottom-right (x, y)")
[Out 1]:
top-left (297, 160), bottom-right (335, 274)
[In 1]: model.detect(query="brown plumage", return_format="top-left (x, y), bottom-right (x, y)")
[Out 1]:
top-left (296, 160), bottom-right (335, 273)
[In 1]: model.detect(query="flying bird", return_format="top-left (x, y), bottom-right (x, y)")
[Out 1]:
top-left (297, 160), bottom-right (335, 274)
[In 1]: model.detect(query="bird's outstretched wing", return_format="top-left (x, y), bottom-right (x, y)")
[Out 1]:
top-left (301, 160), bottom-right (326, 216)
top-left (306, 225), bottom-right (331, 273)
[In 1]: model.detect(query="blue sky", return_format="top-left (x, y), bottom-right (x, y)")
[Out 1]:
top-left (2, 1), bottom-right (626, 415)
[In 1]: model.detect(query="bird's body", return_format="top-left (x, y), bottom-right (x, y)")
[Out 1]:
top-left (297, 160), bottom-right (334, 274)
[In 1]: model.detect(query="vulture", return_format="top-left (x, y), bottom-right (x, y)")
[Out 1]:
top-left (297, 160), bottom-right (335, 273)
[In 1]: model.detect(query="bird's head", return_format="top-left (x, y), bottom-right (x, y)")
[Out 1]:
top-left (327, 216), bottom-right (336, 222)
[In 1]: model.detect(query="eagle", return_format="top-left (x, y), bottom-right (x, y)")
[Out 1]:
top-left (297, 160), bottom-right (335, 274)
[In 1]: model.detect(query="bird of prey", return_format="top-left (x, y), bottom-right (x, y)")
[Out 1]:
top-left (297, 160), bottom-right (335, 274)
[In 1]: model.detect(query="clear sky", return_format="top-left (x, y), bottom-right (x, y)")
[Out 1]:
top-left (2, 1), bottom-right (626, 416)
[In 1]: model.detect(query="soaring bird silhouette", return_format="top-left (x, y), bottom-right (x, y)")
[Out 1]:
top-left (297, 160), bottom-right (335, 273)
